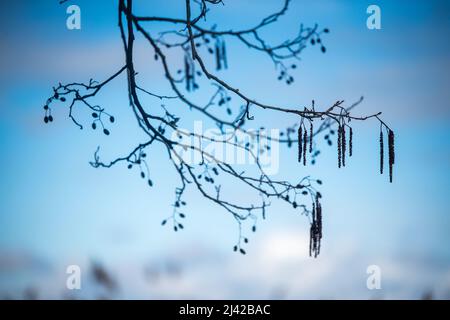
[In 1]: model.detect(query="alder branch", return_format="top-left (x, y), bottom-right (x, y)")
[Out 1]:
top-left (44, 0), bottom-right (395, 257)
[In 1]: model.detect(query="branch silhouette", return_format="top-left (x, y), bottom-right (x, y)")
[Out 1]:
top-left (44, 0), bottom-right (394, 257)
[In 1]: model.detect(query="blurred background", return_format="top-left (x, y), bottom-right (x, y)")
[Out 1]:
top-left (0, 0), bottom-right (449, 299)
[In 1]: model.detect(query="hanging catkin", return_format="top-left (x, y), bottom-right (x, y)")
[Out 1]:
top-left (184, 55), bottom-right (190, 91)
top-left (309, 122), bottom-right (313, 153)
top-left (221, 40), bottom-right (228, 69)
top-left (303, 128), bottom-right (307, 166)
top-left (380, 129), bottom-right (384, 174)
top-left (388, 129), bottom-right (395, 183)
top-left (309, 194), bottom-right (323, 258)
top-left (349, 127), bottom-right (353, 157)
top-left (316, 195), bottom-right (322, 256)
top-left (309, 202), bottom-right (315, 257)
top-left (337, 123), bottom-right (342, 168)
top-left (341, 125), bottom-right (346, 167)
top-left (298, 126), bottom-right (302, 163)
top-left (215, 42), bottom-right (221, 70)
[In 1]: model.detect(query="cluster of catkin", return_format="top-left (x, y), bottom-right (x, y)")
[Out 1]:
top-left (309, 194), bottom-right (322, 258)
top-left (299, 119), bottom-right (395, 258)
top-left (298, 122), bottom-right (313, 166)
top-left (337, 123), bottom-right (353, 168)
top-left (380, 128), bottom-right (395, 182)
top-left (215, 39), bottom-right (227, 71)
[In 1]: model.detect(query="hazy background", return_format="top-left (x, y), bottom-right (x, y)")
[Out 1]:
top-left (0, 0), bottom-right (449, 299)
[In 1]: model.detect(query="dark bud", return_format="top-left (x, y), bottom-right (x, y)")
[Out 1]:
top-left (92, 122), bottom-right (97, 130)
top-left (239, 248), bottom-right (246, 255)
top-left (316, 179), bottom-right (322, 185)
top-left (48, 115), bottom-right (53, 122)
top-left (244, 238), bottom-right (249, 243)
top-left (103, 129), bottom-right (110, 135)
top-left (179, 213), bottom-right (186, 218)
top-left (92, 112), bottom-right (98, 118)
top-left (161, 220), bottom-right (167, 226)
top-left (148, 179), bottom-right (153, 187)
top-left (302, 191), bottom-right (308, 195)
top-left (127, 164), bottom-right (133, 169)
top-left (252, 225), bottom-right (256, 232)
top-left (321, 46), bottom-right (326, 53)
top-left (109, 116), bottom-right (115, 123)
top-left (44, 116), bottom-right (49, 123)
top-left (60, 97), bottom-right (66, 102)
top-left (174, 226), bottom-right (178, 232)
top-left (178, 223), bottom-right (184, 229)
top-left (43, 105), bottom-right (48, 110)
top-left (233, 245), bottom-right (238, 252)
top-left (140, 172), bottom-right (145, 178)
top-left (324, 28), bottom-right (329, 33)
top-left (311, 38), bottom-right (316, 45)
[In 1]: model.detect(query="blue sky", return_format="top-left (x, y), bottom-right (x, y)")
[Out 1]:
top-left (0, 0), bottom-right (449, 299)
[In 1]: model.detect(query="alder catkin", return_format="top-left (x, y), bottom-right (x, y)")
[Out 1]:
top-left (341, 125), bottom-right (346, 167)
top-left (215, 42), bottom-right (221, 70)
top-left (380, 129), bottom-right (384, 175)
top-left (316, 195), bottom-right (322, 256)
top-left (184, 55), bottom-right (190, 91)
top-left (221, 41), bottom-right (228, 69)
top-left (303, 128), bottom-right (307, 166)
top-left (309, 122), bottom-right (313, 153)
top-left (309, 194), bottom-right (323, 258)
top-left (337, 123), bottom-right (342, 168)
top-left (309, 203), bottom-right (316, 257)
top-left (298, 126), bottom-right (302, 163)
top-left (349, 127), bottom-right (353, 157)
top-left (388, 129), bottom-right (395, 183)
